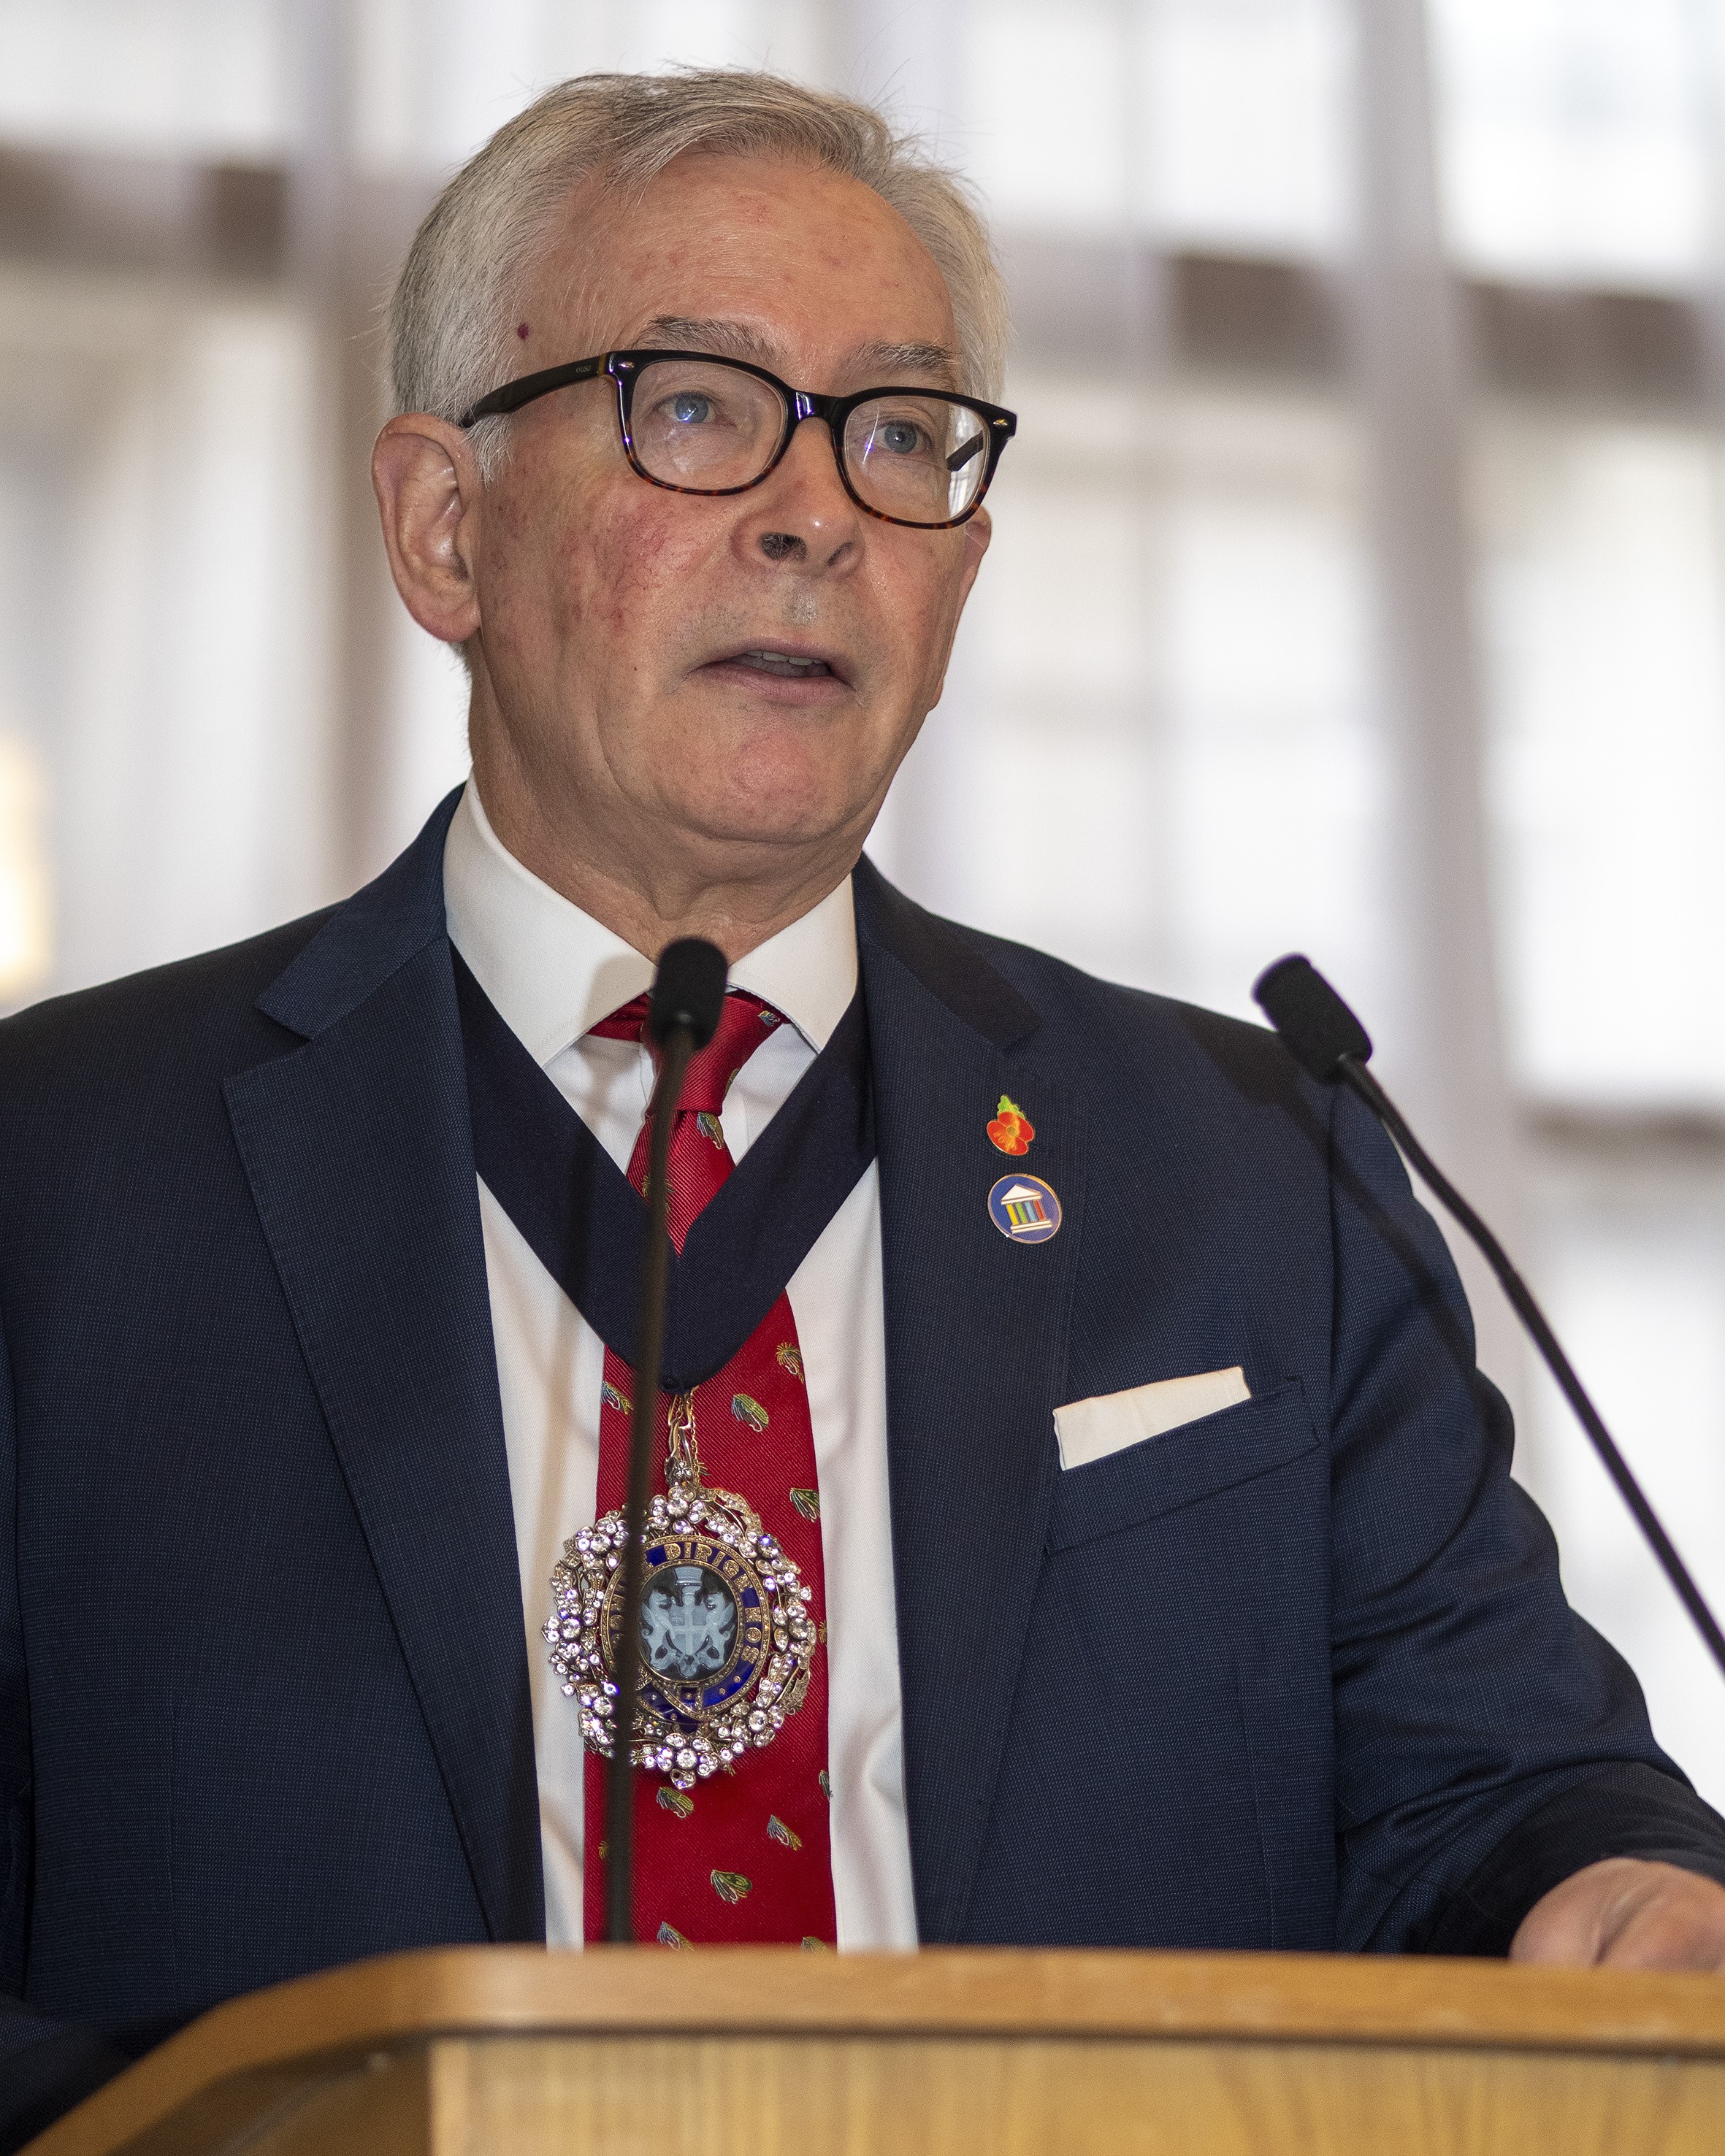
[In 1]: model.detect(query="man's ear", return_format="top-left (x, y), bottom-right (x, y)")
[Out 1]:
top-left (957, 503), bottom-right (992, 605)
top-left (371, 414), bottom-right (486, 645)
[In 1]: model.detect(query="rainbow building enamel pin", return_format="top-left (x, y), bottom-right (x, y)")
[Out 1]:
top-left (987, 1173), bottom-right (1062, 1243)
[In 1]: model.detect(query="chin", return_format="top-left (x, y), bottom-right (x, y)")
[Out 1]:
top-left (666, 752), bottom-right (873, 854)
top-left (672, 779), bottom-right (862, 857)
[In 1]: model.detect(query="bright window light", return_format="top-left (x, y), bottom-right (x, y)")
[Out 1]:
top-left (964, 1), bottom-right (1131, 233)
top-left (963, 0), bottom-right (1349, 253)
top-left (1524, 1209), bottom-right (1725, 1807)
top-left (0, 0), bottom-right (288, 160)
top-left (914, 375), bottom-right (1384, 1024)
top-left (1431, 0), bottom-right (1717, 290)
top-left (0, 734), bottom-right (51, 1002)
top-left (1480, 418), bottom-right (1725, 1106)
top-left (1135, 0), bottom-right (1351, 256)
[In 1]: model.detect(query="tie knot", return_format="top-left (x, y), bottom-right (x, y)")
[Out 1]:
top-left (589, 988), bottom-right (786, 1114)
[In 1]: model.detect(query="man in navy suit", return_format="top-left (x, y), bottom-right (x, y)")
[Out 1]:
top-left (4, 68), bottom-right (1725, 2147)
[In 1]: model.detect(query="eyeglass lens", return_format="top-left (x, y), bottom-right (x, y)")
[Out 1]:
top-left (628, 357), bottom-right (991, 524)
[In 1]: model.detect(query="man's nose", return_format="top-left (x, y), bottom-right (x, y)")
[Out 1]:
top-left (737, 417), bottom-right (862, 572)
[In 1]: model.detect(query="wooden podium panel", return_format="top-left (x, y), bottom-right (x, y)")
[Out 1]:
top-left (25, 1946), bottom-right (1725, 2156)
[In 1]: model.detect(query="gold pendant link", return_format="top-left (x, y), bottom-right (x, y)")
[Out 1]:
top-left (666, 1389), bottom-right (703, 1489)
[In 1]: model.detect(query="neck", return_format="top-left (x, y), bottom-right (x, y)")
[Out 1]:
top-left (470, 756), bottom-right (860, 965)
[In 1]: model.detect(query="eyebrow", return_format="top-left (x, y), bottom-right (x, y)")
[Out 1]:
top-left (634, 316), bottom-right (963, 390)
top-left (852, 338), bottom-right (962, 387)
top-left (638, 315), bottom-right (778, 364)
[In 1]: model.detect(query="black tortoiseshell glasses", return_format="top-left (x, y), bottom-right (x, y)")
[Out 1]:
top-left (459, 349), bottom-right (1017, 530)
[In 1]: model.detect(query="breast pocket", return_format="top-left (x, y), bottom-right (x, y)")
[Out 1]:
top-left (1046, 1377), bottom-right (1320, 1554)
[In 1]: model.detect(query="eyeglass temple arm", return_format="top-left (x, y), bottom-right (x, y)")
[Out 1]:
top-left (459, 354), bottom-right (607, 429)
top-left (944, 411), bottom-right (1016, 472)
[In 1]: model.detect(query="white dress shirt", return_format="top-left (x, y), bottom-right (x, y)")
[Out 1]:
top-left (443, 780), bottom-right (918, 1948)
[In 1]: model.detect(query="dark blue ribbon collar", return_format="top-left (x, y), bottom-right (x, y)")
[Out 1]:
top-left (451, 945), bottom-right (875, 1389)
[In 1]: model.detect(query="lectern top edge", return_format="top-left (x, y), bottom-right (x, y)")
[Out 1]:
top-left (28, 1943), bottom-right (1725, 2156)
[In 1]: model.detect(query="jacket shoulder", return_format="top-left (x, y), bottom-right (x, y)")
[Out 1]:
top-left (993, 926), bottom-right (1294, 1083)
top-left (0, 907), bottom-right (334, 1092)
top-left (862, 863), bottom-right (1308, 1110)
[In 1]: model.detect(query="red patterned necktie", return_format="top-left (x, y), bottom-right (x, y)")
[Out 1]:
top-left (581, 989), bottom-right (837, 1947)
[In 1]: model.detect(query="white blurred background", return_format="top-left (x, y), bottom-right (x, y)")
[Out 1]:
top-left (3, 0), bottom-right (1725, 1808)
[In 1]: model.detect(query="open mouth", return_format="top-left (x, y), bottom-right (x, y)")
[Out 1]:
top-left (728, 650), bottom-right (834, 679)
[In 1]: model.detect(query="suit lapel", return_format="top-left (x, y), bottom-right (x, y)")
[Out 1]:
top-left (224, 793), bottom-right (543, 1942)
top-left (855, 862), bottom-right (1087, 1941)
top-left (219, 815), bottom-right (1079, 1950)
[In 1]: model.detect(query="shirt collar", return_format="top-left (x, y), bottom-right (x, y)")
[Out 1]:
top-left (442, 780), bottom-right (858, 1068)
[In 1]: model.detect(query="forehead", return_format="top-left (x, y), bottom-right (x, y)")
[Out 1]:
top-left (525, 152), bottom-right (959, 375)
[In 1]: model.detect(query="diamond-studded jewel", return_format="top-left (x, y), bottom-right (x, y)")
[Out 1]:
top-left (547, 1392), bottom-right (819, 1792)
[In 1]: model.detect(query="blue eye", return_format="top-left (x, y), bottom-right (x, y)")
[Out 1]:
top-left (668, 392), bottom-right (714, 424)
top-left (877, 420), bottom-right (924, 456)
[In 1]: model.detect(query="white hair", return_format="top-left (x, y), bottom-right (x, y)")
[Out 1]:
top-left (386, 69), bottom-right (1009, 480)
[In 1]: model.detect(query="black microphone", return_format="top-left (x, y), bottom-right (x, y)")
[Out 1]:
top-left (607, 936), bottom-right (729, 1944)
top-left (1252, 954), bottom-right (1725, 1688)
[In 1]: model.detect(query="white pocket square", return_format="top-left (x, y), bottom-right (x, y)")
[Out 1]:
top-left (1053, 1367), bottom-right (1252, 1471)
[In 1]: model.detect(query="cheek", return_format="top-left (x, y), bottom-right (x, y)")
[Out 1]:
top-left (479, 469), bottom-right (576, 629)
top-left (870, 548), bottom-right (968, 685)
top-left (481, 444), bottom-right (700, 647)
top-left (565, 488), bottom-right (710, 647)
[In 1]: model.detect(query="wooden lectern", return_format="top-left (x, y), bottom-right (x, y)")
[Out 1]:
top-left (24, 1946), bottom-right (1725, 2155)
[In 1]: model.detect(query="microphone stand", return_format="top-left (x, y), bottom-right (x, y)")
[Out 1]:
top-left (1253, 951), bottom-right (1725, 1689)
top-left (1336, 1052), bottom-right (1725, 1687)
top-left (605, 1022), bottom-right (694, 1945)
top-left (601, 932), bottom-right (726, 1945)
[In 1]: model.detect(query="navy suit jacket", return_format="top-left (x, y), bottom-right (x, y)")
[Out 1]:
top-left (3, 792), bottom-right (1723, 2138)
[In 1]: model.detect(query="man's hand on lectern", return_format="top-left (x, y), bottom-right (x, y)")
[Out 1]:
top-left (1511, 1857), bottom-right (1725, 1971)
